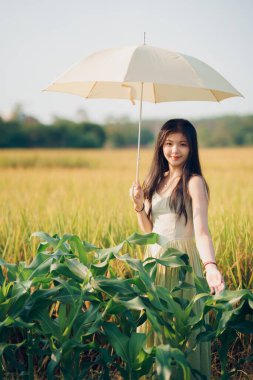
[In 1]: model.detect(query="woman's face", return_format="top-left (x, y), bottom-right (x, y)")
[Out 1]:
top-left (162, 132), bottom-right (190, 168)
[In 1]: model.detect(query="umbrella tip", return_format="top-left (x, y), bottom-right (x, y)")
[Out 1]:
top-left (143, 32), bottom-right (146, 45)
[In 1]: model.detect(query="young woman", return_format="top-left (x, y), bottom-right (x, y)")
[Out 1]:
top-left (131, 118), bottom-right (225, 378)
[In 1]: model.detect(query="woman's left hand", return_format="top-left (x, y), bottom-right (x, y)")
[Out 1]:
top-left (205, 265), bottom-right (226, 295)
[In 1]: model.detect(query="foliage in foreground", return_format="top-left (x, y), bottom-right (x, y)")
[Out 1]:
top-left (0, 232), bottom-right (252, 379)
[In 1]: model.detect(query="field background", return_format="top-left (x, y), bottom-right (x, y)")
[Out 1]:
top-left (0, 147), bottom-right (252, 290)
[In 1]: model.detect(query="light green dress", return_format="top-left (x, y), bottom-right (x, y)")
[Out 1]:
top-left (138, 190), bottom-right (211, 379)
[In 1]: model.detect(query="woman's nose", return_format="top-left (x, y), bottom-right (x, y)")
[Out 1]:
top-left (172, 145), bottom-right (178, 153)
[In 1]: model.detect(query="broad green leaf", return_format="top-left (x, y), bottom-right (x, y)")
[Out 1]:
top-left (103, 322), bottom-right (129, 362)
top-left (128, 332), bottom-right (147, 367)
top-left (31, 309), bottom-right (61, 337)
top-left (21, 254), bottom-right (54, 281)
top-left (156, 344), bottom-right (191, 380)
top-left (0, 316), bottom-right (34, 328)
top-left (11, 280), bottom-right (32, 297)
top-left (0, 266), bottom-right (5, 285)
top-left (216, 309), bottom-right (236, 336)
top-left (115, 296), bottom-right (146, 311)
top-left (212, 289), bottom-right (250, 304)
top-left (227, 320), bottom-right (253, 334)
top-left (156, 286), bottom-right (184, 317)
top-left (0, 259), bottom-right (19, 281)
top-left (159, 248), bottom-right (188, 259)
top-left (47, 347), bottom-right (62, 379)
top-left (73, 303), bottom-right (101, 339)
top-left (171, 282), bottom-right (195, 293)
top-left (96, 242), bottom-right (124, 260)
top-left (31, 231), bottom-right (59, 248)
top-left (51, 260), bottom-right (90, 283)
top-left (144, 260), bottom-right (157, 282)
top-left (0, 340), bottom-right (26, 355)
top-left (194, 275), bottom-right (210, 294)
top-left (156, 256), bottom-right (190, 269)
top-left (64, 258), bottom-right (91, 283)
top-left (127, 232), bottom-right (171, 247)
top-left (92, 277), bottom-right (135, 296)
top-left (8, 293), bottom-right (28, 318)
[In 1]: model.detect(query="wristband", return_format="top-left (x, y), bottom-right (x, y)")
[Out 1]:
top-left (135, 203), bottom-right (145, 212)
top-left (203, 261), bottom-right (217, 268)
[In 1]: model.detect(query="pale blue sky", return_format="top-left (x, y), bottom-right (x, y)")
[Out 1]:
top-left (0, 0), bottom-right (252, 123)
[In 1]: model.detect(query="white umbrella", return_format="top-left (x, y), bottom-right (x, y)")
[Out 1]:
top-left (44, 43), bottom-right (243, 181)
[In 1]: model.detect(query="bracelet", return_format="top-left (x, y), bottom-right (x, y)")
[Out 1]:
top-left (135, 203), bottom-right (145, 212)
top-left (203, 261), bottom-right (217, 268)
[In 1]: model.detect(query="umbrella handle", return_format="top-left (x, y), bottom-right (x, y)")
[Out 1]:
top-left (136, 82), bottom-right (143, 184)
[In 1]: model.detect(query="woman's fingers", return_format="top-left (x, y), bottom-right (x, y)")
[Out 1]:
top-left (216, 281), bottom-right (226, 294)
top-left (130, 181), bottom-right (143, 203)
top-left (212, 279), bottom-right (226, 295)
top-left (206, 269), bottom-right (226, 295)
top-left (210, 286), bottom-right (215, 295)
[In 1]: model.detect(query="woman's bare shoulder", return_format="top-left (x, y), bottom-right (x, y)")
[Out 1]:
top-left (189, 174), bottom-right (204, 184)
top-left (188, 175), bottom-right (208, 199)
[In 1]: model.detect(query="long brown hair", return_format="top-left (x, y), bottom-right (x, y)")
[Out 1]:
top-left (143, 119), bottom-right (209, 225)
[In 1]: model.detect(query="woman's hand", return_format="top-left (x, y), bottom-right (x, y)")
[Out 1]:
top-left (130, 181), bottom-right (144, 209)
top-left (205, 265), bottom-right (226, 295)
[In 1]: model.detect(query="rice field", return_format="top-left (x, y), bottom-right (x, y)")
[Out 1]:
top-left (0, 147), bottom-right (252, 289)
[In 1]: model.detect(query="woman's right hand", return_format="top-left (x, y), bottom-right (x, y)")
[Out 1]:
top-left (130, 181), bottom-right (144, 209)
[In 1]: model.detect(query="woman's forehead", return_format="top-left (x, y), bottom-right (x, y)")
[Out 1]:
top-left (164, 132), bottom-right (187, 142)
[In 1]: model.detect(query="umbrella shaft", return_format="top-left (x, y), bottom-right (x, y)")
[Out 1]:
top-left (136, 82), bottom-right (143, 183)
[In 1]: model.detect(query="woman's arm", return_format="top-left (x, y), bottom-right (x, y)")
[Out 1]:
top-left (188, 175), bottom-right (225, 294)
top-left (131, 182), bottom-right (153, 233)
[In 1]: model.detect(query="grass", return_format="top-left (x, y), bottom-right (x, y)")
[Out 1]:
top-left (0, 147), bottom-right (252, 290)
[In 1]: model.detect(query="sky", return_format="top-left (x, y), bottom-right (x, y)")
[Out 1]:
top-left (0, 0), bottom-right (252, 124)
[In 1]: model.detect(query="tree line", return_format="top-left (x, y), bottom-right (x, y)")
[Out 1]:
top-left (0, 113), bottom-right (252, 148)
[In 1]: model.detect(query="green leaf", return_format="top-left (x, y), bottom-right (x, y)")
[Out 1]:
top-left (159, 248), bottom-right (188, 259)
top-left (73, 303), bottom-right (101, 339)
top-left (64, 258), bottom-right (91, 283)
top-left (68, 235), bottom-right (95, 265)
top-left (156, 344), bottom-right (191, 380)
top-left (216, 301), bottom-right (245, 335)
top-left (212, 289), bottom-right (250, 304)
top-left (127, 232), bottom-right (171, 247)
top-left (0, 340), bottom-right (26, 355)
top-left (103, 322), bottom-right (129, 363)
top-left (0, 266), bottom-right (5, 285)
top-left (128, 332), bottom-right (147, 367)
top-left (31, 231), bottom-right (59, 248)
top-left (144, 260), bottom-right (157, 282)
top-left (227, 320), bottom-right (253, 334)
top-left (92, 277), bottom-right (135, 297)
top-left (0, 258), bottom-right (19, 281)
top-left (47, 347), bottom-right (62, 379)
top-left (115, 296), bottom-right (146, 311)
top-left (21, 253), bottom-right (54, 281)
top-left (51, 259), bottom-right (91, 283)
top-left (32, 309), bottom-right (61, 337)
top-left (0, 316), bottom-right (34, 328)
top-left (96, 242), bottom-right (124, 260)
top-left (156, 256), bottom-right (190, 269)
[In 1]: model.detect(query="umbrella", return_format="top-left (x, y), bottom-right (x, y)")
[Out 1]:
top-left (43, 43), bottom-right (243, 181)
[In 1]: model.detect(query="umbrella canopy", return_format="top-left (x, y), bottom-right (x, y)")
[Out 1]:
top-left (44, 44), bottom-right (243, 180)
top-left (44, 44), bottom-right (242, 103)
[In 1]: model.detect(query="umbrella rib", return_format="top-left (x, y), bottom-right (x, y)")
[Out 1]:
top-left (180, 55), bottom-right (206, 89)
top-left (87, 81), bottom-right (98, 98)
top-left (153, 83), bottom-right (157, 103)
top-left (209, 89), bottom-right (220, 103)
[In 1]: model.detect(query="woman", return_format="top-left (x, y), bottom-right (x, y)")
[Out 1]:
top-left (131, 118), bottom-right (225, 378)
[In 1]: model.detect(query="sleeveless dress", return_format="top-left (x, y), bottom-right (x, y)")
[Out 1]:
top-left (138, 190), bottom-right (211, 379)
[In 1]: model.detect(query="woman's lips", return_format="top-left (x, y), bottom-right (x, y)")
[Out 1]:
top-left (171, 156), bottom-right (181, 160)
